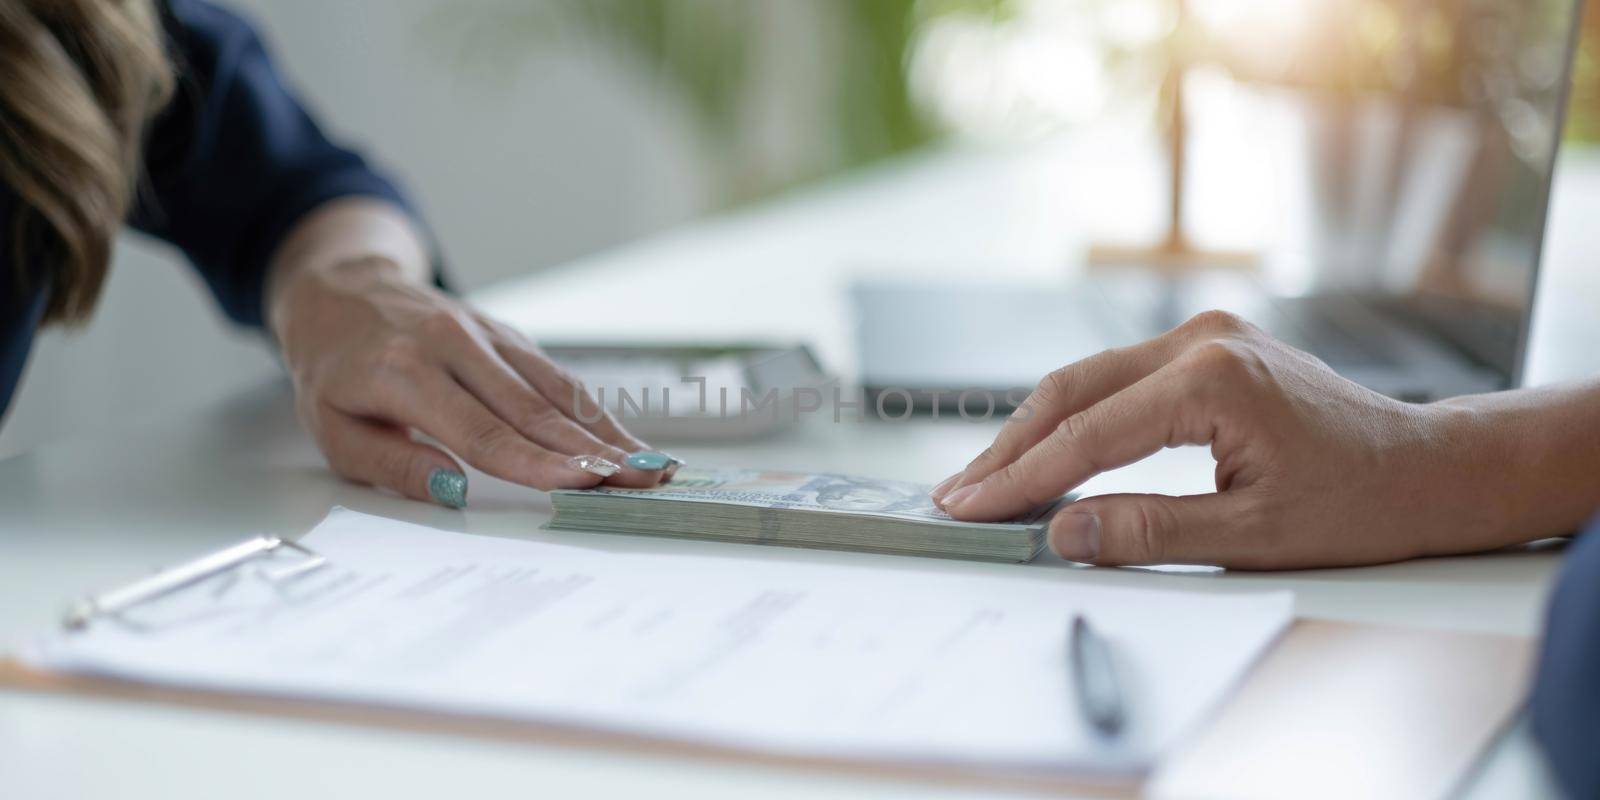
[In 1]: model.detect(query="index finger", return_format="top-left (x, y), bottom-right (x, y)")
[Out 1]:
top-left (942, 353), bottom-right (1219, 522)
top-left (400, 372), bottom-right (608, 491)
top-left (492, 333), bottom-right (653, 456)
top-left (934, 333), bottom-right (1181, 504)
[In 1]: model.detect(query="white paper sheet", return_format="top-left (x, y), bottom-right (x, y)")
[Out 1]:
top-left (25, 509), bottom-right (1292, 774)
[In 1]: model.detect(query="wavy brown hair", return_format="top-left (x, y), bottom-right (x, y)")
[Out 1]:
top-left (0, 0), bottom-right (172, 325)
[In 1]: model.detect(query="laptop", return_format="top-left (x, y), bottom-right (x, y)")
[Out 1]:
top-left (857, 0), bottom-right (1584, 412)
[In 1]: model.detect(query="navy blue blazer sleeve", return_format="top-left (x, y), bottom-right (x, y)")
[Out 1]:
top-left (134, 0), bottom-right (425, 327)
top-left (0, 0), bottom-right (436, 423)
top-left (1531, 515), bottom-right (1600, 799)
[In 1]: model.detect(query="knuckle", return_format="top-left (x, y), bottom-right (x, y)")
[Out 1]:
top-left (479, 316), bottom-right (518, 340)
top-left (997, 461), bottom-right (1050, 508)
top-left (420, 309), bottom-right (473, 341)
top-left (380, 447), bottom-right (421, 489)
top-left (1193, 340), bottom-right (1275, 399)
top-left (1182, 339), bottom-right (1253, 380)
top-left (1054, 412), bottom-right (1096, 459)
top-left (463, 419), bottom-right (512, 459)
top-left (329, 446), bottom-right (382, 487)
top-left (1129, 500), bottom-right (1173, 562)
top-left (550, 367), bottom-right (581, 392)
top-left (1183, 309), bottom-right (1248, 336)
top-left (550, 367), bottom-right (589, 401)
top-left (986, 460), bottom-right (1018, 491)
top-left (369, 339), bottom-right (426, 377)
top-left (1037, 367), bottom-right (1073, 404)
top-left (1057, 411), bottom-right (1091, 441)
top-left (513, 349), bottom-right (590, 403)
top-left (515, 404), bottom-right (566, 435)
top-left (499, 325), bottom-right (543, 352)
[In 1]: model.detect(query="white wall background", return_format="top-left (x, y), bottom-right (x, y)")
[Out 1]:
top-left (0, 0), bottom-right (718, 457)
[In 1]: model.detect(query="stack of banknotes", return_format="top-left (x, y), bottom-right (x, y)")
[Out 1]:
top-left (548, 467), bottom-right (1063, 562)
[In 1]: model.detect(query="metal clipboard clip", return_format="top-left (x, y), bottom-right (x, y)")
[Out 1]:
top-left (63, 536), bottom-right (326, 631)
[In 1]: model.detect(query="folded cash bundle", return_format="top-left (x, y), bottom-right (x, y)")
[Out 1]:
top-left (548, 467), bottom-right (1060, 562)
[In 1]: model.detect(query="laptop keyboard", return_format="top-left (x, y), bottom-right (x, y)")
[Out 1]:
top-left (1266, 295), bottom-right (1405, 369)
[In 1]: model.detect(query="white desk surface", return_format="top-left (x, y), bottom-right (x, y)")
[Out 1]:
top-left (3, 137), bottom-right (1596, 799)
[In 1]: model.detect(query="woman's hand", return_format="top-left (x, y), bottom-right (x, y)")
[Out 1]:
top-left (267, 199), bottom-right (666, 508)
top-left (931, 310), bottom-right (1541, 570)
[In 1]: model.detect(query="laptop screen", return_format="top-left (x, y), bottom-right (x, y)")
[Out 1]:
top-left (1276, 0), bottom-right (1583, 384)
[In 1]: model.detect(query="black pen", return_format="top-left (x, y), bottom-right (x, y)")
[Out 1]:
top-left (1070, 613), bottom-right (1126, 736)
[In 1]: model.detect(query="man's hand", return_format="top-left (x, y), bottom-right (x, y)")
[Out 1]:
top-left (931, 311), bottom-right (1524, 569)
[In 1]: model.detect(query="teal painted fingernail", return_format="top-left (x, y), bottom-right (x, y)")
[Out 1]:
top-left (427, 469), bottom-right (467, 508)
top-left (624, 451), bottom-right (675, 471)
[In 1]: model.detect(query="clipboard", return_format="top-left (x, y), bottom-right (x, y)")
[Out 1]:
top-left (0, 538), bottom-right (1536, 799)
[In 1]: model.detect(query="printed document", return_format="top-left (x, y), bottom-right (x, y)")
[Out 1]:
top-left (26, 509), bottom-right (1292, 773)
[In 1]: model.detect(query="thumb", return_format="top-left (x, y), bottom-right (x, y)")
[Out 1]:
top-left (317, 409), bottom-right (469, 508)
top-left (1048, 493), bottom-right (1246, 567)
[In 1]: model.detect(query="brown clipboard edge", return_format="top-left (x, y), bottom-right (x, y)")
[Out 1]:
top-left (0, 618), bottom-right (1535, 799)
top-left (0, 656), bottom-right (1136, 798)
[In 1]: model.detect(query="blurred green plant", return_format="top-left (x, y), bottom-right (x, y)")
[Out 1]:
top-left (1569, 8), bottom-right (1600, 142)
top-left (435, 0), bottom-right (1597, 203)
top-left (435, 0), bottom-right (1017, 204)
